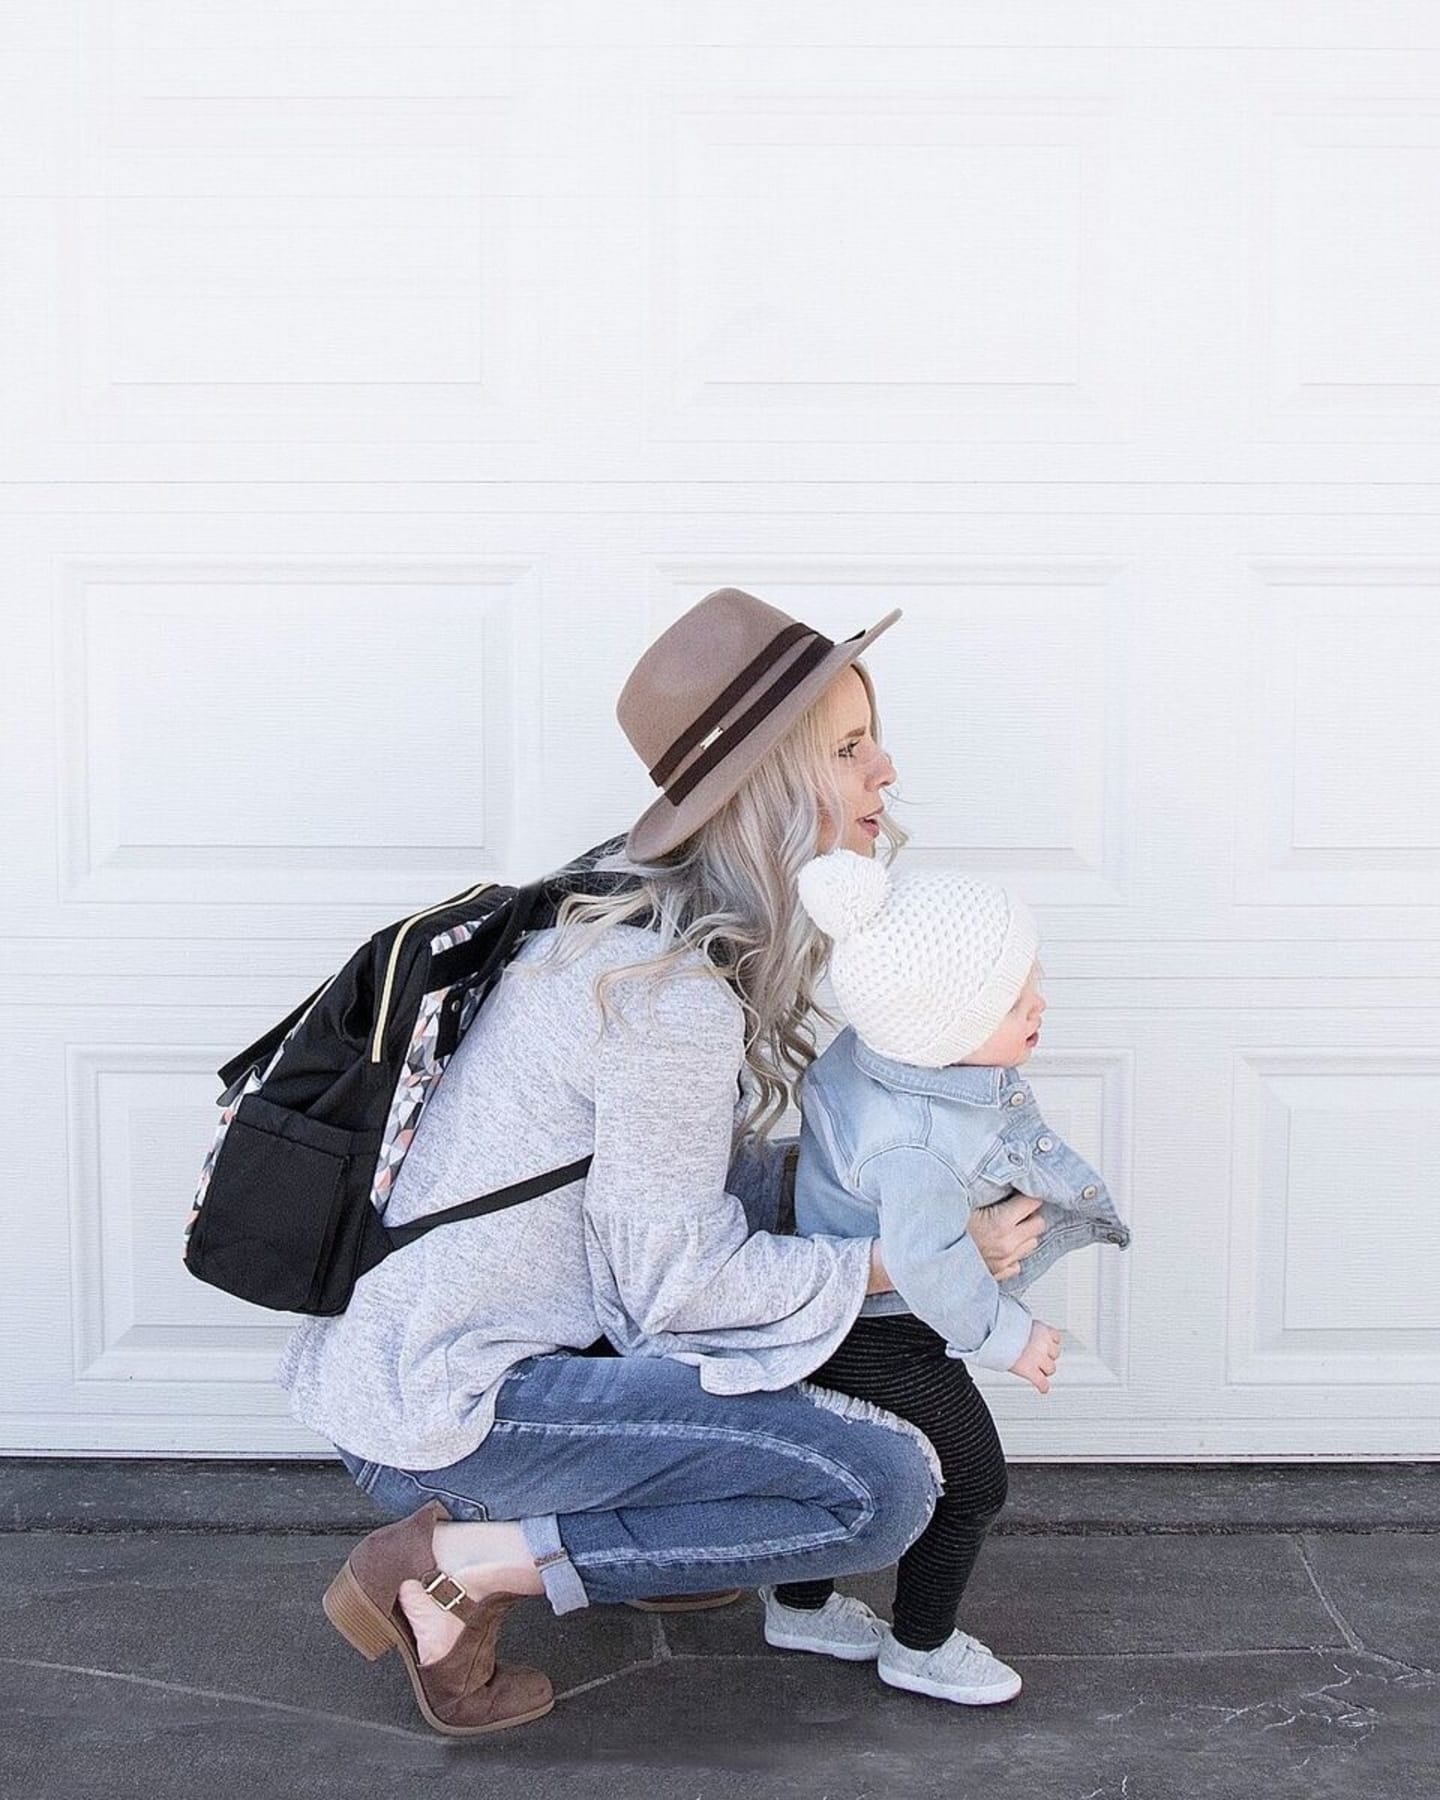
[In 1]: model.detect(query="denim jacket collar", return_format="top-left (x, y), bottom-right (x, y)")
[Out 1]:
top-left (849, 1030), bottom-right (1025, 1110)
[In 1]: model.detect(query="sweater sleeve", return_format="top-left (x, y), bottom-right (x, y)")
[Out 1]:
top-left (584, 966), bottom-right (872, 1344)
top-left (857, 1143), bottom-right (1033, 1373)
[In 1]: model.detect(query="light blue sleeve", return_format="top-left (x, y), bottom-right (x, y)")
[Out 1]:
top-left (856, 1143), bottom-right (1033, 1373)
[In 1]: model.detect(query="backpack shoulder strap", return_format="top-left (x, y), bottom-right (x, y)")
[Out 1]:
top-left (380, 1153), bottom-right (594, 1250)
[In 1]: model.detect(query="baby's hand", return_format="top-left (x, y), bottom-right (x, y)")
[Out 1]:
top-left (1010, 1320), bottom-right (1062, 1394)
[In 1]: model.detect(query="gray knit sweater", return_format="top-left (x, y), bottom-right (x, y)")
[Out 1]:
top-left (275, 922), bottom-right (874, 1468)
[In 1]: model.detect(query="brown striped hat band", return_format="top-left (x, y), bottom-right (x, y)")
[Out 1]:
top-left (651, 621), bottom-right (862, 805)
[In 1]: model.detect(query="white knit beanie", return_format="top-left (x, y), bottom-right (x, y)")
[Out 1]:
top-left (797, 849), bottom-right (1040, 1067)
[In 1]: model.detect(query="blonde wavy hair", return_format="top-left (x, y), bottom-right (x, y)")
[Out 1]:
top-left (508, 660), bottom-right (908, 1149)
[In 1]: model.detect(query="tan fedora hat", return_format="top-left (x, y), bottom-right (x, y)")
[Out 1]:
top-left (617, 587), bottom-right (902, 862)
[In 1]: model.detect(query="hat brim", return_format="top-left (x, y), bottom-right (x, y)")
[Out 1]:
top-left (624, 607), bottom-right (903, 863)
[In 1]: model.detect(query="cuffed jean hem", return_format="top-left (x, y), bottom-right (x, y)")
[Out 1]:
top-left (520, 1511), bottom-right (591, 1615)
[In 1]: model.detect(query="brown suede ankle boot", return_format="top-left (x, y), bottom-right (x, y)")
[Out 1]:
top-left (323, 1498), bottom-right (554, 1736)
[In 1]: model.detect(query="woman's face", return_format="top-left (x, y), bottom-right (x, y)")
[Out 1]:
top-left (820, 666), bottom-right (898, 857)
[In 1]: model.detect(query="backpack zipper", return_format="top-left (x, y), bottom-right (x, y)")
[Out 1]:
top-left (369, 882), bottom-right (498, 1064)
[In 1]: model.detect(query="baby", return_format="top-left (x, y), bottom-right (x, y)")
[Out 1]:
top-left (760, 848), bottom-right (1131, 1705)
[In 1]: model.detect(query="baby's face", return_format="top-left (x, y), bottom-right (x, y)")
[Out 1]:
top-left (953, 961), bottom-right (1046, 1068)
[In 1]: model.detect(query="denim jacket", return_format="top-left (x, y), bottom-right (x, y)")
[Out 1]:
top-left (793, 1027), bottom-right (1132, 1373)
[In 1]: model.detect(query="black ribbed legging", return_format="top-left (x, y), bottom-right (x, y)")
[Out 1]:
top-left (774, 1310), bottom-right (1009, 1652)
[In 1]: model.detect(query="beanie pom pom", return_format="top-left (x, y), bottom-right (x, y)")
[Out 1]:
top-left (797, 849), bottom-right (891, 942)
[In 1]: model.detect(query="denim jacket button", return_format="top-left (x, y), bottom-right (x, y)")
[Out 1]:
top-left (1081, 1183), bottom-right (1098, 1199)
top-left (1009, 1091), bottom-right (1026, 1107)
top-left (1008, 1148), bottom-right (1024, 1164)
top-left (1036, 1135), bottom-right (1054, 1152)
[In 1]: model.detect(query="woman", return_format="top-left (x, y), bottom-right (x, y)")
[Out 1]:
top-left (280, 585), bottom-right (1047, 1736)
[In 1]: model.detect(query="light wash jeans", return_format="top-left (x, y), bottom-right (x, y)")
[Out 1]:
top-left (334, 1349), bottom-right (944, 1615)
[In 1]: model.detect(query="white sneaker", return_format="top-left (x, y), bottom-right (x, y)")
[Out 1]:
top-left (876, 1625), bottom-right (1023, 1704)
top-left (759, 1587), bottom-right (884, 1662)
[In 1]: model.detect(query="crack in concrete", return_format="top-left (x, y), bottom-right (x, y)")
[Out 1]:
top-left (1185, 1652), bottom-right (1440, 1761)
top-left (1366, 1650), bottom-right (1439, 1683)
top-left (549, 1657), bottom-right (661, 1703)
top-left (1094, 1697), bottom-right (1149, 1723)
top-left (1292, 1664), bottom-right (1381, 1736)
top-left (1292, 1533), bottom-right (1365, 1652)
top-left (0, 1653), bottom-right (440, 1743)
top-left (11, 1638), bottom-right (1436, 1738)
top-left (0, 1644), bottom-right (720, 1731)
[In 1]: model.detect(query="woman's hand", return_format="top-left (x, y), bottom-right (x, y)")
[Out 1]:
top-left (967, 1193), bottom-right (1046, 1281)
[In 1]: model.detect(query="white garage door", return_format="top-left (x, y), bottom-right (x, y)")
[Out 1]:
top-left (2, 4), bottom-right (1437, 1458)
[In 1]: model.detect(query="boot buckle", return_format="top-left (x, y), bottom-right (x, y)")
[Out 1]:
top-left (421, 1569), bottom-right (469, 1612)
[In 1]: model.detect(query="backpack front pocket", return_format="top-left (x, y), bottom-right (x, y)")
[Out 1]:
top-left (185, 1093), bottom-right (375, 1313)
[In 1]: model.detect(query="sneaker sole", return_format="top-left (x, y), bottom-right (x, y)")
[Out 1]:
top-left (877, 1661), bottom-right (1023, 1705)
top-left (763, 1624), bottom-right (881, 1662)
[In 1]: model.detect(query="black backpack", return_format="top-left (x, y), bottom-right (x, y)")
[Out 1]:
top-left (183, 835), bottom-right (646, 1316)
